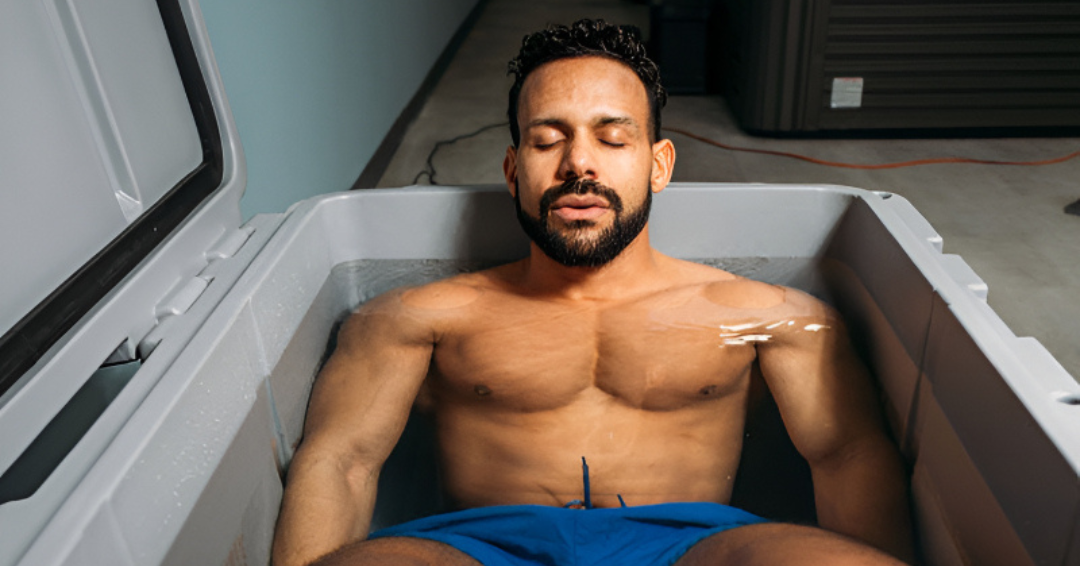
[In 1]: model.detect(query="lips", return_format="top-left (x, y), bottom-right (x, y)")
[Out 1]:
top-left (536, 178), bottom-right (623, 224)
top-left (550, 194), bottom-right (610, 221)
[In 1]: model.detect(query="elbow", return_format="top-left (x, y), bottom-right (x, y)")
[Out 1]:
top-left (288, 437), bottom-right (382, 493)
top-left (343, 455), bottom-right (381, 494)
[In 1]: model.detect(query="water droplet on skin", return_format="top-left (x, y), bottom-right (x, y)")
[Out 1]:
top-left (722, 334), bottom-right (771, 346)
top-left (718, 322), bottom-right (758, 332)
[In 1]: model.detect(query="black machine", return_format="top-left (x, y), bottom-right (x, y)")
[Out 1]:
top-left (653, 0), bottom-right (1080, 135)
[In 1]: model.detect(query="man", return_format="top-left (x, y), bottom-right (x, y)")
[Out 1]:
top-left (273, 19), bottom-right (913, 566)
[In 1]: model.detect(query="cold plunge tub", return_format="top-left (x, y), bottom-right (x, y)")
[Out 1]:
top-left (9, 184), bottom-right (1079, 566)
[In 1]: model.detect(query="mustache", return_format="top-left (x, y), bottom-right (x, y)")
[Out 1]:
top-left (538, 178), bottom-right (624, 218)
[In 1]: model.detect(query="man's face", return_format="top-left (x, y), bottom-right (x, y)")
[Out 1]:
top-left (503, 56), bottom-right (675, 267)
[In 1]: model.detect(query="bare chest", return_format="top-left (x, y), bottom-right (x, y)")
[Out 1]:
top-left (428, 296), bottom-right (759, 411)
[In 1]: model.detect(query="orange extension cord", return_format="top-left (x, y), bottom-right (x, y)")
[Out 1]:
top-left (663, 126), bottom-right (1080, 170)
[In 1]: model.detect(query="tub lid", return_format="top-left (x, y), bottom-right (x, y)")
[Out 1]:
top-left (0, 0), bottom-right (243, 397)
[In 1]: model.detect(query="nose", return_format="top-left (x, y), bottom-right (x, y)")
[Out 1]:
top-left (558, 137), bottom-right (597, 181)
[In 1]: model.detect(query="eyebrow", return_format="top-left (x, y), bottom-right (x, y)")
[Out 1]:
top-left (524, 118), bottom-right (566, 130)
top-left (595, 116), bottom-right (638, 130)
top-left (523, 116), bottom-right (640, 131)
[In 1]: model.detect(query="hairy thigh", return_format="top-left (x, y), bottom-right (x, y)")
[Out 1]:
top-left (311, 536), bottom-right (481, 566)
top-left (676, 523), bottom-right (906, 566)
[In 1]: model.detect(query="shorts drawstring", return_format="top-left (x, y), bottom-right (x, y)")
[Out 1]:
top-left (582, 457), bottom-right (592, 509)
top-left (563, 457), bottom-right (626, 509)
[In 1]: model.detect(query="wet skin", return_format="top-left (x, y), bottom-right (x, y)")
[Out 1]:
top-left (384, 264), bottom-right (855, 510)
top-left (272, 56), bottom-right (913, 566)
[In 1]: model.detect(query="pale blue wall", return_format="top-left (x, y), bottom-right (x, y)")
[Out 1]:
top-left (199, 0), bottom-right (479, 219)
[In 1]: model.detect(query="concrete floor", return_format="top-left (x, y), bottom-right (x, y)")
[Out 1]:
top-left (377, 0), bottom-right (1080, 382)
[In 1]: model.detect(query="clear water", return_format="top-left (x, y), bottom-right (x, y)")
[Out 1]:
top-left (326, 257), bottom-right (831, 311)
top-left (319, 257), bottom-right (838, 529)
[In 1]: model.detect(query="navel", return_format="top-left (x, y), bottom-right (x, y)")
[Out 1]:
top-left (699, 385), bottom-right (719, 396)
top-left (474, 384), bottom-right (493, 397)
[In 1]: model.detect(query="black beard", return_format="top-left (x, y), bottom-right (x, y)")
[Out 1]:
top-left (514, 178), bottom-right (652, 268)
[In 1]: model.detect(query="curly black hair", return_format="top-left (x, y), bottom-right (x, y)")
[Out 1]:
top-left (507, 19), bottom-right (667, 147)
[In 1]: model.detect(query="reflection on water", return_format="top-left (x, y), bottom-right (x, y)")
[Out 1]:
top-left (330, 259), bottom-right (502, 308)
top-left (327, 257), bottom-right (833, 311)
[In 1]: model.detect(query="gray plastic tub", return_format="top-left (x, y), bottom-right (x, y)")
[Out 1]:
top-left (11, 184), bottom-right (1078, 566)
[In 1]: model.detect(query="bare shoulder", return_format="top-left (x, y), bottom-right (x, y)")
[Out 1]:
top-left (701, 277), bottom-right (787, 310)
top-left (332, 275), bottom-right (482, 350)
top-left (772, 285), bottom-right (842, 321)
top-left (659, 258), bottom-right (845, 344)
top-left (398, 275), bottom-right (486, 310)
top-left (663, 257), bottom-right (787, 310)
top-left (342, 266), bottom-right (518, 340)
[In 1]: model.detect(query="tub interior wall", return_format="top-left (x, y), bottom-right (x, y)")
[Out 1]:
top-left (824, 201), bottom-right (1079, 566)
top-left (146, 189), bottom-right (1074, 566)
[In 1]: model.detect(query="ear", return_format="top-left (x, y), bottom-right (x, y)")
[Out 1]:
top-left (503, 145), bottom-right (519, 197)
top-left (649, 138), bottom-right (676, 194)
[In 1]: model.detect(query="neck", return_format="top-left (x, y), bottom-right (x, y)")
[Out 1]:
top-left (517, 227), bottom-right (663, 301)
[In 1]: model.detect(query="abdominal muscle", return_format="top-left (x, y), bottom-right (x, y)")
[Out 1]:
top-left (431, 387), bottom-right (751, 510)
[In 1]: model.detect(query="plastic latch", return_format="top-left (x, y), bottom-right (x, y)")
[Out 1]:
top-left (206, 226), bottom-right (254, 261)
top-left (199, 226), bottom-right (255, 281)
top-left (154, 276), bottom-right (210, 319)
top-left (137, 275), bottom-right (212, 359)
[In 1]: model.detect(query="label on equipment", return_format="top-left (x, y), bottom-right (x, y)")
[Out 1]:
top-left (830, 77), bottom-right (863, 109)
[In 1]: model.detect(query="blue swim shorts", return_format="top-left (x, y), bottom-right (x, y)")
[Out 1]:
top-left (368, 502), bottom-right (767, 565)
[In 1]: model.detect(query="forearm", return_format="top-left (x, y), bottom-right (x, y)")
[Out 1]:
top-left (810, 438), bottom-right (914, 563)
top-left (272, 447), bottom-right (379, 566)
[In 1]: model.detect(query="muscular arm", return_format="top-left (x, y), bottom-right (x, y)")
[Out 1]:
top-left (756, 291), bottom-right (914, 563)
top-left (271, 291), bottom-right (435, 566)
